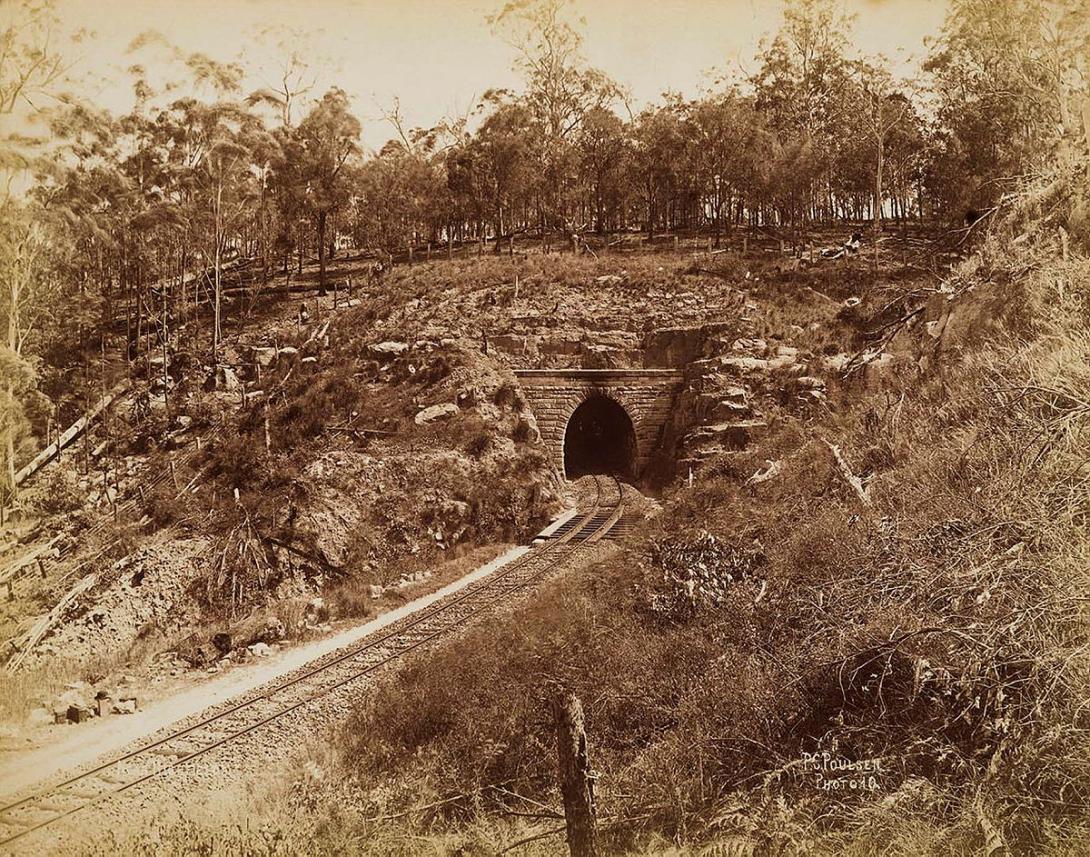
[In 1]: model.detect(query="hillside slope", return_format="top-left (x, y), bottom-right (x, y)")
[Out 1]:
top-left (67, 184), bottom-right (1090, 855)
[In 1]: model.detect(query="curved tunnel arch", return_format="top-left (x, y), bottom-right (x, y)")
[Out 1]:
top-left (562, 393), bottom-right (637, 478)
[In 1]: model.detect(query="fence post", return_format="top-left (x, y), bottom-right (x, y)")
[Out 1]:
top-left (426, 242), bottom-right (432, 262)
top-left (408, 245), bottom-right (413, 267)
top-left (673, 235), bottom-right (679, 252)
top-left (554, 691), bottom-right (597, 857)
top-left (447, 236), bottom-right (453, 260)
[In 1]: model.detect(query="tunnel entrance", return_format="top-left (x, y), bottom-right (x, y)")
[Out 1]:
top-left (563, 395), bottom-right (637, 478)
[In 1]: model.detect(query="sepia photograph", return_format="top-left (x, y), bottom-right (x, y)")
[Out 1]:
top-left (0, 0), bottom-right (1088, 853)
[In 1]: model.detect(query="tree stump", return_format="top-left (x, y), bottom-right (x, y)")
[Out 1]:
top-left (553, 691), bottom-right (597, 857)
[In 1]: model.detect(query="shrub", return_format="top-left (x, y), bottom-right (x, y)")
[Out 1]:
top-left (143, 482), bottom-right (188, 527)
top-left (32, 468), bottom-right (83, 515)
top-left (464, 431), bottom-right (492, 458)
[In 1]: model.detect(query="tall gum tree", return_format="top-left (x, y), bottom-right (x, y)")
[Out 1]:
top-left (294, 88), bottom-right (361, 295)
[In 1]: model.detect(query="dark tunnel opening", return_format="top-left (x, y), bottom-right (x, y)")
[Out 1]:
top-left (563, 395), bottom-right (637, 479)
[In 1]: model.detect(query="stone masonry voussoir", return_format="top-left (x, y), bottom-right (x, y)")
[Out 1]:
top-left (514, 369), bottom-right (683, 478)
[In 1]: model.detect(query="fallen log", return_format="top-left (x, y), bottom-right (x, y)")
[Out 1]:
top-left (14, 379), bottom-right (132, 487)
top-left (822, 438), bottom-right (871, 506)
top-left (0, 534), bottom-right (63, 597)
top-left (6, 572), bottom-right (96, 671)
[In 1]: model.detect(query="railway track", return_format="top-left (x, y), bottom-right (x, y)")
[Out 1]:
top-left (0, 474), bottom-right (625, 850)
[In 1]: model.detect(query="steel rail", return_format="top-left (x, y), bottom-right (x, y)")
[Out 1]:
top-left (0, 475), bottom-right (623, 848)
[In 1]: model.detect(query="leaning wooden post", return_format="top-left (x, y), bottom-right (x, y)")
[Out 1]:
top-left (553, 691), bottom-right (597, 857)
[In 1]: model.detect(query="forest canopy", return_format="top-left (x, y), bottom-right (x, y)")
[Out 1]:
top-left (1, 0), bottom-right (1088, 503)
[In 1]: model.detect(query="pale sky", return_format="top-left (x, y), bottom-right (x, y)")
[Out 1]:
top-left (50, 0), bottom-right (950, 150)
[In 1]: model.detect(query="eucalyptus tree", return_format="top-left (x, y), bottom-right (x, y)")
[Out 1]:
top-left (469, 99), bottom-right (539, 244)
top-left (489, 0), bottom-right (620, 231)
top-left (293, 88), bottom-right (362, 294)
top-left (631, 105), bottom-right (684, 239)
top-left (752, 0), bottom-right (855, 226)
top-left (924, 0), bottom-right (1090, 215)
top-left (682, 93), bottom-right (768, 244)
top-left (576, 107), bottom-right (629, 236)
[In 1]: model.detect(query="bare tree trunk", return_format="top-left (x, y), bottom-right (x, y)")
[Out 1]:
top-left (553, 691), bottom-right (596, 857)
top-left (4, 386), bottom-right (14, 503)
top-left (317, 211), bottom-right (328, 296)
top-left (213, 172), bottom-right (225, 363)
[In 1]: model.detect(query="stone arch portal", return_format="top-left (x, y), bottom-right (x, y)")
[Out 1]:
top-left (563, 394), bottom-right (637, 478)
top-left (514, 369), bottom-right (683, 480)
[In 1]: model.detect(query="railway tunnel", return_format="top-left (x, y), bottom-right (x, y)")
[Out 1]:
top-left (562, 394), bottom-right (637, 478)
top-left (514, 369), bottom-right (683, 481)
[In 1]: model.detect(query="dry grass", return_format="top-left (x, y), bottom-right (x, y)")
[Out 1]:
top-left (325, 542), bottom-right (512, 621)
top-left (39, 199), bottom-right (1090, 853)
top-left (289, 212), bottom-right (1089, 853)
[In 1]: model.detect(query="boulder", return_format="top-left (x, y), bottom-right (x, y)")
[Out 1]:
top-left (278, 346), bottom-right (300, 360)
top-left (491, 334), bottom-right (528, 356)
top-left (581, 343), bottom-right (627, 369)
top-left (720, 356), bottom-right (772, 375)
top-left (247, 642), bottom-right (272, 658)
top-left (260, 618), bottom-right (285, 643)
top-left (414, 403), bottom-right (459, 425)
top-left (369, 341), bottom-right (409, 358)
top-left (66, 703), bottom-right (94, 724)
top-left (644, 326), bottom-right (710, 368)
top-left (514, 413), bottom-right (539, 443)
top-left (212, 632), bottom-right (233, 655)
top-left (456, 387), bottom-right (479, 406)
top-left (710, 399), bottom-right (750, 420)
top-left (216, 365), bottom-right (241, 391)
top-left (767, 354), bottom-right (798, 371)
top-left (113, 698), bottom-right (137, 715)
top-left (252, 346), bottom-right (278, 368)
top-left (305, 597), bottom-right (330, 625)
top-left (732, 337), bottom-right (768, 354)
top-left (54, 688), bottom-right (91, 719)
top-left (690, 419), bottom-right (768, 450)
top-left (823, 353), bottom-right (851, 372)
top-left (539, 338), bottom-right (583, 357)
